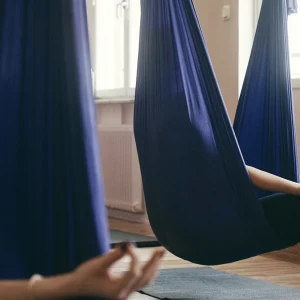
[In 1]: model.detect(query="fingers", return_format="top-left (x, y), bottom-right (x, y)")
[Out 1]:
top-left (133, 248), bottom-right (165, 291)
top-left (114, 247), bottom-right (165, 300)
top-left (115, 244), bottom-right (141, 299)
top-left (99, 242), bottom-right (130, 269)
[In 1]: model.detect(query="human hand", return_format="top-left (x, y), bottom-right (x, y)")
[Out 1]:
top-left (71, 243), bottom-right (165, 300)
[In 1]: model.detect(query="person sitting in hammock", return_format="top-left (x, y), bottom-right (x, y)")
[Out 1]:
top-left (247, 165), bottom-right (300, 247)
top-left (0, 242), bottom-right (165, 300)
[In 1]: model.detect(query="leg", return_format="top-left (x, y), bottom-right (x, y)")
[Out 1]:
top-left (260, 193), bottom-right (300, 247)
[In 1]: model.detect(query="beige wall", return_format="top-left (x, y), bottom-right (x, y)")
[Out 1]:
top-left (194, 0), bottom-right (239, 121)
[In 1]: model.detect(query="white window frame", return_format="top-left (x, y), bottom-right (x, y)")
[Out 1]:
top-left (253, 0), bottom-right (262, 29)
top-left (87, 0), bottom-right (138, 101)
top-left (253, 0), bottom-right (300, 88)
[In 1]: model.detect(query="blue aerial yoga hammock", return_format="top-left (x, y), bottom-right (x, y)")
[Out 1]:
top-left (0, 0), bottom-right (109, 279)
top-left (134, 0), bottom-right (289, 265)
top-left (234, 0), bottom-right (299, 198)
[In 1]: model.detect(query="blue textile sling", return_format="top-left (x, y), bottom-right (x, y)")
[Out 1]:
top-left (234, 0), bottom-right (299, 198)
top-left (0, 0), bottom-right (109, 279)
top-left (134, 0), bottom-right (288, 265)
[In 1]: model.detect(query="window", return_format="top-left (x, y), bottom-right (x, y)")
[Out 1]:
top-left (90, 0), bottom-right (141, 99)
top-left (288, 1), bottom-right (300, 79)
top-left (255, 0), bottom-right (300, 80)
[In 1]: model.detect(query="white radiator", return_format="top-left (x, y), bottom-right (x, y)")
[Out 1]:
top-left (98, 125), bottom-right (145, 213)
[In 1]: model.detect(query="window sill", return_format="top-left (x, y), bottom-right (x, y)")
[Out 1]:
top-left (95, 97), bottom-right (135, 104)
top-left (292, 78), bottom-right (300, 89)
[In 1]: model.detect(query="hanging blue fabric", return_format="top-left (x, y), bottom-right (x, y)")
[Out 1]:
top-left (0, 0), bottom-right (109, 279)
top-left (233, 0), bottom-right (299, 198)
top-left (134, 0), bottom-right (287, 265)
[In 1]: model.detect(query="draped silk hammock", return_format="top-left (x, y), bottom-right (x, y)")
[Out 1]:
top-left (234, 0), bottom-right (299, 197)
top-left (0, 0), bottom-right (298, 285)
top-left (134, 0), bottom-right (298, 265)
top-left (0, 0), bottom-right (109, 280)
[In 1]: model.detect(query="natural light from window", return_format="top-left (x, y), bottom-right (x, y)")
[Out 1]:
top-left (94, 0), bottom-right (140, 98)
top-left (93, 0), bottom-right (300, 99)
top-left (288, 0), bottom-right (300, 78)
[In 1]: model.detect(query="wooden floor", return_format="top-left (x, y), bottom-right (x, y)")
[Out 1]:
top-left (109, 218), bottom-right (300, 290)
